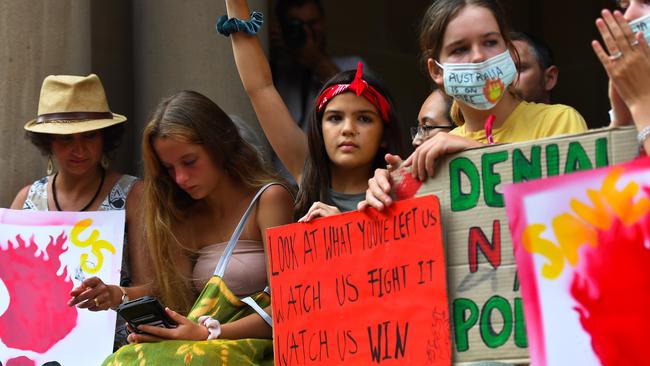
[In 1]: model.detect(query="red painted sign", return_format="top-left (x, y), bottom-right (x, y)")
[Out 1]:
top-left (267, 196), bottom-right (450, 366)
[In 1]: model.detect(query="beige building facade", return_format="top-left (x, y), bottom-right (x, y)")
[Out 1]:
top-left (0, 0), bottom-right (267, 207)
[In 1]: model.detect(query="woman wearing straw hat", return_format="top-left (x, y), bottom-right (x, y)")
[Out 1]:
top-left (10, 74), bottom-right (150, 349)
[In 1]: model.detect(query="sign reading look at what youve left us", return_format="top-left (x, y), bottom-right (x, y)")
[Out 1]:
top-left (267, 196), bottom-right (450, 366)
top-left (0, 209), bottom-right (124, 366)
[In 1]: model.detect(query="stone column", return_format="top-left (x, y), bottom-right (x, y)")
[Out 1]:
top-left (131, 0), bottom-right (270, 172)
top-left (0, 1), bottom-right (92, 206)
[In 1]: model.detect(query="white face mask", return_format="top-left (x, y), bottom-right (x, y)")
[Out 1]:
top-left (436, 50), bottom-right (517, 110)
top-left (629, 13), bottom-right (650, 46)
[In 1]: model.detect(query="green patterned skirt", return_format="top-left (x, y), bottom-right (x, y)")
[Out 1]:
top-left (102, 277), bottom-right (273, 365)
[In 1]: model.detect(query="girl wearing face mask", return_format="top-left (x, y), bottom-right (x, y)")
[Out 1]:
top-left (594, 0), bottom-right (650, 152)
top-left (360, 0), bottom-right (587, 212)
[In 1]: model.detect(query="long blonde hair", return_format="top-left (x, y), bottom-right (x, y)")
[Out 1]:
top-left (142, 90), bottom-right (290, 314)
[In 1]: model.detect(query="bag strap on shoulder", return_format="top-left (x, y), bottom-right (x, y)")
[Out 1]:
top-left (213, 182), bottom-right (280, 277)
top-left (212, 182), bottom-right (286, 327)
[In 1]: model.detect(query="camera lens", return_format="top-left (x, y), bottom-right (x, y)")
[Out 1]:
top-left (282, 19), bottom-right (306, 49)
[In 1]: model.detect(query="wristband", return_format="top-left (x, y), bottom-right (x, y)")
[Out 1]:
top-left (638, 125), bottom-right (650, 146)
top-left (216, 11), bottom-right (263, 37)
top-left (199, 316), bottom-right (222, 340)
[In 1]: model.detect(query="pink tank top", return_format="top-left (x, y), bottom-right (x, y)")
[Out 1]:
top-left (192, 240), bottom-right (267, 297)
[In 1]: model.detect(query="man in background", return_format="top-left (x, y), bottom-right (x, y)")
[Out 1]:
top-left (511, 32), bottom-right (559, 104)
top-left (270, 0), bottom-right (365, 181)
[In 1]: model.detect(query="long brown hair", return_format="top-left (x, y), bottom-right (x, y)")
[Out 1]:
top-left (419, 0), bottom-right (520, 125)
top-left (142, 90), bottom-right (290, 314)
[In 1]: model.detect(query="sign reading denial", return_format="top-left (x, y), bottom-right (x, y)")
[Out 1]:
top-left (392, 127), bottom-right (639, 363)
top-left (267, 196), bottom-right (450, 366)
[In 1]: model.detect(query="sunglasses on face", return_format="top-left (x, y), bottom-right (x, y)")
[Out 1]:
top-left (410, 124), bottom-right (455, 140)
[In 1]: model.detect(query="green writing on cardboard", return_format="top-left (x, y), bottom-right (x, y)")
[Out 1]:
top-left (450, 138), bottom-right (609, 212)
top-left (453, 296), bottom-right (527, 352)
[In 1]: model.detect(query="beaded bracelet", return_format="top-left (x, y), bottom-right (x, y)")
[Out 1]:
top-left (638, 125), bottom-right (650, 147)
top-left (216, 11), bottom-right (264, 37)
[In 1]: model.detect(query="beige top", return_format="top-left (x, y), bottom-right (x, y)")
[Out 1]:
top-left (192, 239), bottom-right (268, 297)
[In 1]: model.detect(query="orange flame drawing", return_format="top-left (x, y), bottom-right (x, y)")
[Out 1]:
top-left (483, 79), bottom-right (505, 103)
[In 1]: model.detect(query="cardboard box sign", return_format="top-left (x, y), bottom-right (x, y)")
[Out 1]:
top-left (393, 127), bottom-right (638, 364)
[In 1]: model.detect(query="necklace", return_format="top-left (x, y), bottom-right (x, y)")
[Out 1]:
top-left (52, 168), bottom-right (106, 211)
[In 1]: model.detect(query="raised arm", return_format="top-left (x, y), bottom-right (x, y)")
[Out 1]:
top-left (225, 0), bottom-right (309, 182)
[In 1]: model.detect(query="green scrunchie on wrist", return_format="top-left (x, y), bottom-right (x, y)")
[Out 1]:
top-left (216, 11), bottom-right (263, 37)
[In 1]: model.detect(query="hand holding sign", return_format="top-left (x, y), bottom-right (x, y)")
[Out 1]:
top-left (68, 276), bottom-right (119, 311)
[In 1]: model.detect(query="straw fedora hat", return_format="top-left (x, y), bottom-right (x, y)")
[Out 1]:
top-left (24, 74), bottom-right (126, 134)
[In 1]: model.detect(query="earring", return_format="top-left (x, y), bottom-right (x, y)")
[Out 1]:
top-left (100, 154), bottom-right (110, 170)
top-left (46, 155), bottom-right (55, 175)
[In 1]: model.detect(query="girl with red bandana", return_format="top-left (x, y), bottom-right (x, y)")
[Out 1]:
top-left (224, 0), bottom-right (403, 222)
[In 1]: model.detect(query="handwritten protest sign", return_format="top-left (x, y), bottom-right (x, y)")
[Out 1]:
top-left (392, 127), bottom-right (639, 363)
top-left (0, 209), bottom-right (124, 366)
top-left (504, 156), bottom-right (650, 366)
top-left (267, 196), bottom-right (450, 366)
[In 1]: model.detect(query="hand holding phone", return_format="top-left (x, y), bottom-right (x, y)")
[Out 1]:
top-left (117, 296), bottom-right (177, 334)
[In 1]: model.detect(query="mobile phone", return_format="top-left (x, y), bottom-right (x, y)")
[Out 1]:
top-left (116, 296), bottom-right (177, 334)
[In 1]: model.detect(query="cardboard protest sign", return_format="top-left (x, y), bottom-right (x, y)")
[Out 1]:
top-left (267, 196), bottom-right (450, 366)
top-left (0, 209), bottom-right (125, 366)
top-left (504, 156), bottom-right (650, 366)
top-left (392, 127), bottom-right (639, 363)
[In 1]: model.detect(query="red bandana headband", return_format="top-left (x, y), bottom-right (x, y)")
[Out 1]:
top-left (315, 62), bottom-right (391, 123)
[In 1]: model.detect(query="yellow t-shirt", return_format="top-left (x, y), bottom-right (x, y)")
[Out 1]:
top-left (449, 101), bottom-right (587, 143)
